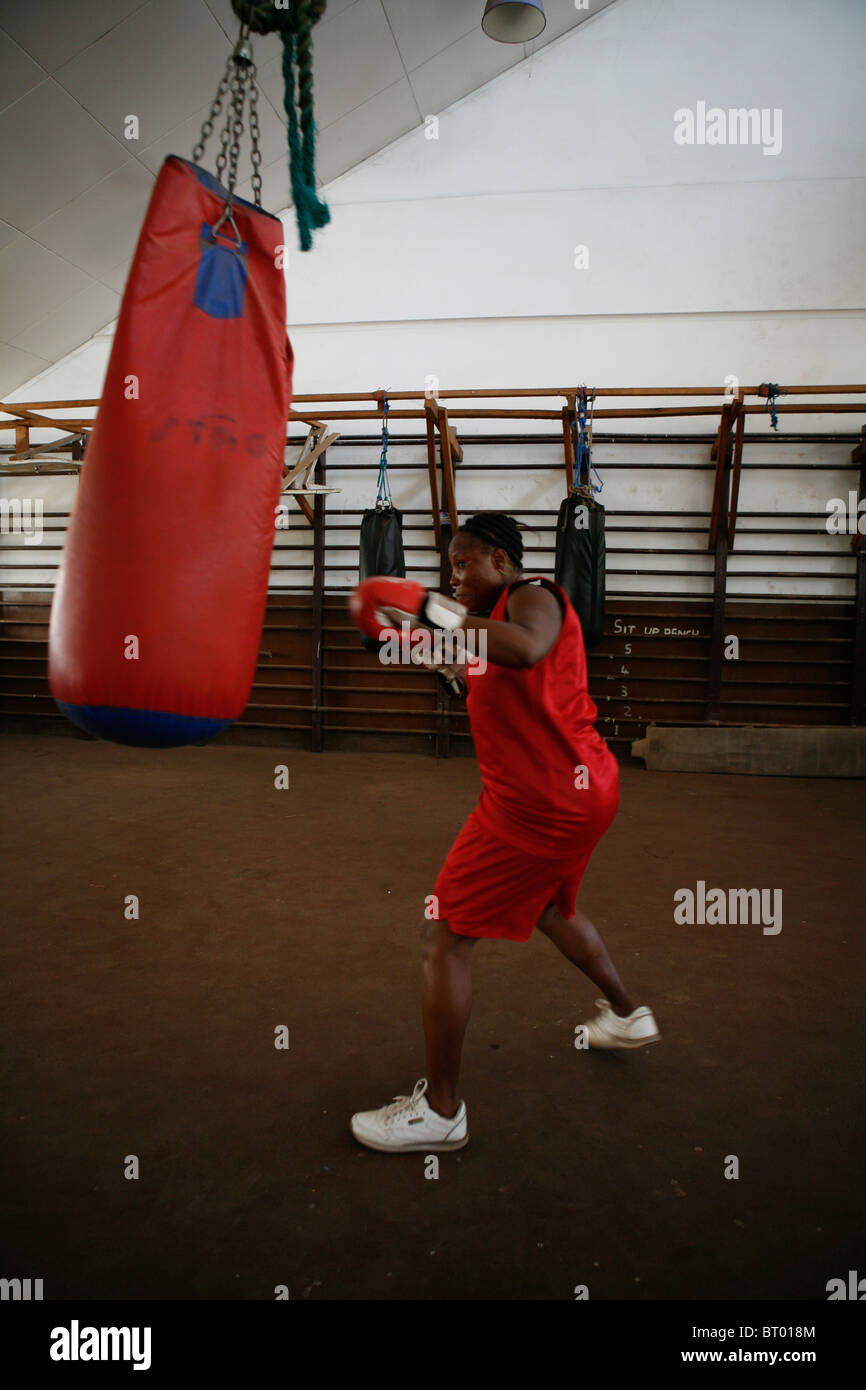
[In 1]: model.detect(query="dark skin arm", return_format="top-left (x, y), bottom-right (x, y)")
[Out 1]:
top-left (459, 584), bottom-right (563, 669)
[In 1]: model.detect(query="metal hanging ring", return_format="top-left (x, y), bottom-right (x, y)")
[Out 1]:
top-left (209, 203), bottom-right (243, 246)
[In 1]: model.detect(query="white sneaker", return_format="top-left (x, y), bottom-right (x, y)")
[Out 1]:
top-left (582, 998), bottom-right (661, 1049)
top-left (350, 1078), bottom-right (469, 1153)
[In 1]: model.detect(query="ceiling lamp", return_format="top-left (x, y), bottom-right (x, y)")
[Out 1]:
top-left (482, 1), bottom-right (547, 43)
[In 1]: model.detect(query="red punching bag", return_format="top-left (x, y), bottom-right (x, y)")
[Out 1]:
top-left (49, 154), bottom-right (293, 746)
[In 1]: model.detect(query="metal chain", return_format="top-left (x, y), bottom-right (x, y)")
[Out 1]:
top-left (225, 49), bottom-right (249, 198)
top-left (214, 98), bottom-right (234, 189)
top-left (248, 66), bottom-right (263, 208)
top-left (191, 51), bottom-right (234, 165)
top-left (191, 21), bottom-right (263, 210)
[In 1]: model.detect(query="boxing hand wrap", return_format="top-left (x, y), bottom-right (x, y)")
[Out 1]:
top-left (435, 665), bottom-right (468, 699)
top-left (349, 577), bottom-right (466, 642)
top-left (406, 642), bottom-right (468, 698)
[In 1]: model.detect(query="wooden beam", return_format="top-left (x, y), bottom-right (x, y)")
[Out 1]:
top-left (0, 398), bottom-right (860, 430)
top-left (707, 403), bottom-right (734, 551)
top-left (425, 410), bottom-right (441, 549)
top-left (438, 407), bottom-right (459, 531)
top-left (284, 406), bottom-right (770, 423)
top-left (852, 426), bottom-right (866, 555)
top-left (727, 403), bottom-right (747, 550)
top-left (11, 430), bottom-right (85, 461)
top-left (851, 542), bottom-right (866, 725)
top-left (706, 421), bottom-right (734, 721)
top-left (0, 419), bottom-right (94, 432)
top-left (282, 427), bottom-right (340, 487)
top-left (562, 406), bottom-right (575, 491)
top-left (0, 403), bottom-right (97, 431)
top-left (288, 383), bottom-right (866, 402)
top-left (850, 426), bottom-right (866, 724)
top-left (311, 452), bottom-right (326, 752)
top-left (424, 395), bottom-right (463, 462)
top-left (710, 415), bottom-right (723, 462)
top-left (5, 384), bottom-right (865, 410)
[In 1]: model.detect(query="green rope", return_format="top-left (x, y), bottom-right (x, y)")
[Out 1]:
top-left (231, 0), bottom-right (330, 251)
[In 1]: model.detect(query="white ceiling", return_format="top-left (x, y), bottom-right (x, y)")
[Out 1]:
top-left (0, 0), bottom-right (616, 399)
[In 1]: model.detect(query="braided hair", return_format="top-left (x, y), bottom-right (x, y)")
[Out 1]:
top-left (458, 512), bottom-right (524, 572)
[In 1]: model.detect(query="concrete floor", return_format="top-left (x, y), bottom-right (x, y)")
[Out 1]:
top-left (1, 732), bottom-right (863, 1300)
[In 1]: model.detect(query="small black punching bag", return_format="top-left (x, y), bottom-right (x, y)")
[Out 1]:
top-left (358, 395), bottom-right (405, 651)
top-left (555, 397), bottom-right (605, 648)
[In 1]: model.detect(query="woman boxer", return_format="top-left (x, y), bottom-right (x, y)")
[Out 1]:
top-left (348, 512), bottom-right (659, 1152)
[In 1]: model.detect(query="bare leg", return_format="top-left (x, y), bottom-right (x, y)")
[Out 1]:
top-left (536, 903), bottom-right (637, 1016)
top-left (420, 917), bottom-right (478, 1119)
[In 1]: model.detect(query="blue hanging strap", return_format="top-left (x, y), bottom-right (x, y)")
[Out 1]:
top-left (759, 381), bottom-right (781, 431)
top-left (586, 387), bottom-right (603, 495)
top-left (573, 386), bottom-right (603, 494)
top-left (376, 391), bottom-right (392, 507)
top-left (574, 390), bottom-right (589, 478)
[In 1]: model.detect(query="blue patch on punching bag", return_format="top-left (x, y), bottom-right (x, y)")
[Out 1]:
top-left (194, 222), bottom-right (248, 319)
top-left (56, 701), bottom-right (232, 748)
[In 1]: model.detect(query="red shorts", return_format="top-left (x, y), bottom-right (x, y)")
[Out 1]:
top-left (432, 808), bottom-right (598, 944)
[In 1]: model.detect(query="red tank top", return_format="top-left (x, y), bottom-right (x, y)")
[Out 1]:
top-left (466, 576), bottom-right (619, 858)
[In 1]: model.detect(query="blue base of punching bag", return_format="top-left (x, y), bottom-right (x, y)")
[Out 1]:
top-left (56, 702), bottom-right (232, 748)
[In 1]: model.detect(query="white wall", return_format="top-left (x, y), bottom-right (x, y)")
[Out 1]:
top-left (2, 0), bottom-right (864, 597)
top-left (282, 0), bottom-right (865, 399)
